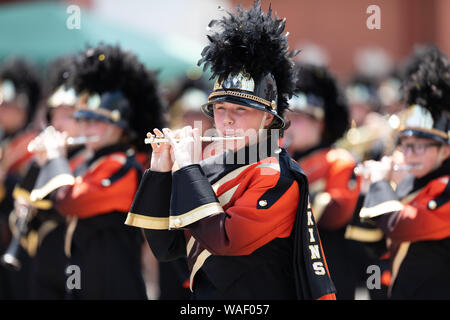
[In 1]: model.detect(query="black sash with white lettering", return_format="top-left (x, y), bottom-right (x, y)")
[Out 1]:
top-left (287, 155), bottom-right (336, 299)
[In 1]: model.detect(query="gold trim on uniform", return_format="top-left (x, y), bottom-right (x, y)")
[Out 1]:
top-left (208, 91), bottom-right (275, 110)
top-left (344, 225), bottom-right (384, 242)
top-left (0, 183), bottom-right (6, 203)
top-left (13, 187), bottom-right (53, 210)
top-left (212, 164), bottom-right (252, 193)
top-left (124, 212), bottom-right (170, 230)
top-left (30, 173), bottom-right (76, 202)
top-left (217, 184), bottom-right (240, 208)
top-left (64, 217), bottom-right (78, 258)
top-left (37, 220), bottom-right (58, 247)
top-left (169, 202), bottom-right (224, 229)
top-left (189, 249), bottom-right (212, 292)
top-left (359, 200), bottom-right (404, 219)
top-left (186, 237), bottom-right (196, 257)
top-left (389, 241), bottom-right (410, 296)
top-left (23, 230), bottom-right (38, 257)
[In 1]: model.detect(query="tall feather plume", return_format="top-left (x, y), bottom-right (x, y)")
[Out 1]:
top-left (198, 0), bottom-right (297, 116)
top-left (70, 43), bottom-right (166, 151)
top-left (403, 46), bottom-right (450, 120)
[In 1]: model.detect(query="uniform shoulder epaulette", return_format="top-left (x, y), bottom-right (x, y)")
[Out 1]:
top-left (99, 149), bottom-right (143, 187)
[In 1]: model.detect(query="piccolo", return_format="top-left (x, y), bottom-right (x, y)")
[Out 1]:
top-left (354, 163), bottom-right (424, 176)
top-left (144, 136), bottom-right (245, 144)
top-left (27, 135), bottom-right (100, 152)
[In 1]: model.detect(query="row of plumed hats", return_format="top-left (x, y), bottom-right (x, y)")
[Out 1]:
top-left (0, 0), bottom-right (449, 147)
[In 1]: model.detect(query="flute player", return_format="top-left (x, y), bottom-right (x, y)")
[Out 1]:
top-left (125, 0), bottom-right (336, 300)
top-left (357, 46), bottom-right (450, 299)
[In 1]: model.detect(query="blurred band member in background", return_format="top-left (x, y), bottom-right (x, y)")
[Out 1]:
top-left (34, 44), bottom-right (165, 299)
top-left (357, 46), bottom-right (450, 299)
top-left (0, 57), bottom-right (41, 299)
top-left (284, 63), bottom-right (361, 299)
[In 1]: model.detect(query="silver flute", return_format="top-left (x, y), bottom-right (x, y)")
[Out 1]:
top-left (27, 135), bottom-right (100, 152)
top-left (354, 163), bottom-right (424, 176)
top-left (144, 135), bottom-right (245, 144)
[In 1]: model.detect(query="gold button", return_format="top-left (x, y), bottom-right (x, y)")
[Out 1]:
top-left (270, 100), bottom-right (276, 110)
top-left (259, 200), bottom-right (267, 207)
top-left (173, 218), bottom-right (182, 228)
top-left (428, 200), bottom-right (437, 210)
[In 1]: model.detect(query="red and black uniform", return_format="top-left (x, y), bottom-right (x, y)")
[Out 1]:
top-left (126, 138), bottom-right (336, 300)
top-left (293, 144), bottom-right (362, 299)
top-left (10, 146), bottom-right (90, 299)
top-left (0, 129), bottom-right (39, 299)
top-left (40, 144), bottom-right (147, 299)
top-left (360, 158), bottom-right (450, 299)
top-left (0, 129), bottom-right (39, 214)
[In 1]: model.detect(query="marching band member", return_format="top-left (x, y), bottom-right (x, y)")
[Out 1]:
top-left (358, 47), bottom-right (450, 299)
top-left (0, 57), bottom-right (41, 299)
top-left (284, 63), bottom-right (361, 299)
top-left (22, 56), bottom-right (89, 299)
top-left (125, 0), bottom-right (336, 300)
top-left (34, 44), bottom-right (165, 299)
top-left (0, 57), bottom-right (41, 215)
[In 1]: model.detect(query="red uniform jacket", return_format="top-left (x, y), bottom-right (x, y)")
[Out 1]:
top-left (294, 146), bottom-right (360, 230)
top-left (360, 158), bottom-right (450, 299)
top-left (126, 137), bottom-right (336, 300)
top-left (37, 144), bottom-right (147, 299)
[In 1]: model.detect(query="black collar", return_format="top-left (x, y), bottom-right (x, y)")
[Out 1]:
top-left (87, 143), bottom-right (130, 166)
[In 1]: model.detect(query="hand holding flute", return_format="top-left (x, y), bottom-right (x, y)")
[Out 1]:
top-left (355, 154), bottom-right (423, 192)
top-left (147, 128), bottom-right (174, 172)
top-left (146, 126), bottom-right (245, 172)
top-left (147, 126), bottom-right (203, 171)
top-left (27, 126), bottom-right (68, 166)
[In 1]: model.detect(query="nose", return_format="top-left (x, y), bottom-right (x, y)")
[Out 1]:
top-left (77, 119), bottom-right (91, 134)
top-left (223, 110), bottom-right (234, 125)
top-left (402, 145), bottom-right (416, 158)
